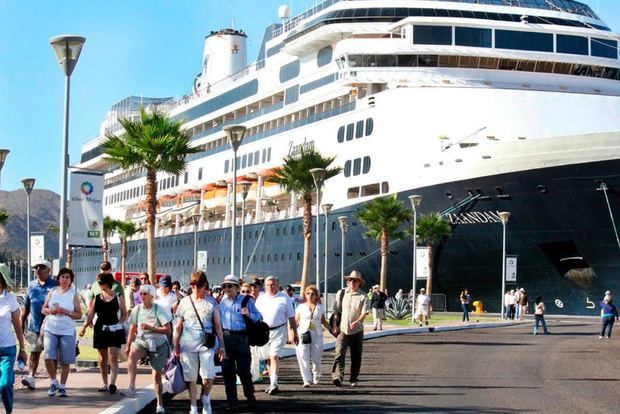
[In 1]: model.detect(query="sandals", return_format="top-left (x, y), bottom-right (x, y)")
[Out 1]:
top-left (97, 385), bottom-right (108, 392)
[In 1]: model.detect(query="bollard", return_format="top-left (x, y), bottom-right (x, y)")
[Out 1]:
top-left (472, 300), bottom-right (484, 313)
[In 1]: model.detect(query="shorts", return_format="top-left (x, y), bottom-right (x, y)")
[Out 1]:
top-left (132, 341), bottom-right (169, 372)
top-left (43, 332), bottom-right (76, 364)
top-left (25, 331), bottom-right (44, 353)
top-left (258, 324), bottom-right (287, 360)
top-left (180, 348), bottom-right (216, 381)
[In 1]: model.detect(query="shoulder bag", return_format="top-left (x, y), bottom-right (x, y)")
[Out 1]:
top-left (241, 295), bottom-right (269, 347)
top-left (189, 296), bottom-right (216, 349)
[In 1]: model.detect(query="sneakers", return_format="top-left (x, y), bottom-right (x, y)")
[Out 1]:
top-left (58, 387), bottom-right (67, 397)
top-left (303, 382), bottom-right (311, 388)
top-left (108, 384), bottom-right (117, 394)
top-left (48, 383), bottom-right (59, 397)
top-left (332, 377), bottom-right (342, 387)
top-left (121, 388), bottom-right (136, 398)
top-left (156, 405), bottom-right (165, 414)
top-left (265, 385), bottom-right (279, 395)
top-left (21, 375), bottom-right (35, 390)
top-left (350, 381), bottom-right (358, 387)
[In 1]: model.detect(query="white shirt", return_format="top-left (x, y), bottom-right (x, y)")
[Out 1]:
top-left (416, 294), bottom-right (431, 311)
top-left (175, 295), bottom-right (218, 352)
top-left (155, 290), bottom-right (177, 314)
top-left (296, 302), bottom-right (324, 334)
top-left (0, 291), bottom-right (19, 347)
top-left (256, 291), bottom-right (295, 328)
top-left (44, 287), bottom-right (77, 336)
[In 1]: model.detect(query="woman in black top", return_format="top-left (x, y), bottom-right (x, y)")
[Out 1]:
top-left (79, 273), bottom-right (128, 394)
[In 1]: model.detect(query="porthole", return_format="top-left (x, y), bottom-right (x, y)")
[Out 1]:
top-left (365, 118), bottom-right (374, 136)
top-left (337, 126), bottom-right (345, 143)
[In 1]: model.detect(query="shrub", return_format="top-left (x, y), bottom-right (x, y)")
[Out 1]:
top-left (385, 296), bottom-right (411, 320)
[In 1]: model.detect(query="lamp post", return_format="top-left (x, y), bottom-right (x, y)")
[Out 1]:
top-left (310, 168), bottom-right (326, 288)
top-left (22, 178), bottom-right (35, 281)
top-left (19, 261), bottom-right (23, 287)
top-left (0, 149), bottom-right (9, 189)
top-left (321, 203), bottom-right (333, 308)
top-left (337, 216), bottom-right (349, 290)
top-left (50, 35), bottom-right (86, 265)
top-left (498, 211), bottom-right (511, 319)
top-left (408, 195), bottom-right (423, 324)
top-left (192, 213), bottom-right (201, 270)
top-left (224, 125), bottom-right (247, 276)
top-left (239, 181), bottom-right (252, 277)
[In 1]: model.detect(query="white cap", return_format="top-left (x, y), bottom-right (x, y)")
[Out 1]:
top-left (32, 259), bottom-right (51, 269)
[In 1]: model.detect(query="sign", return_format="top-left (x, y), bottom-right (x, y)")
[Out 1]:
top-left (30, 234), bottom-right (45, 265)
top-left (416, 247), bottom-right (431, 280)
top-left (505, 255), bottom-right (517, 282)
top-left (197, 250), bottom-right (208, 272)
top-left (68, 171), bottom-right (104, 247)
top-left (109, 257), bottom-right (119, 273)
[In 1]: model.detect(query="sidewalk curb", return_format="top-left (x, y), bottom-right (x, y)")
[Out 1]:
top-left (98, 321), bottom-right (518, 414)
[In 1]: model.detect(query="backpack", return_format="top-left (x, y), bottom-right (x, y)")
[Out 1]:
top-left (241, 295), bottom-right (270, 347)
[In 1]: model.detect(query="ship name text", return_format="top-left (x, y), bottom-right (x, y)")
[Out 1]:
top-left (288, 138), bottom-right (315, 157)
top-left (447, 211), bottom-right (503, 225)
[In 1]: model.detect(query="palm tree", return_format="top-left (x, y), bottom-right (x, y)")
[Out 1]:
top-left (102, 108), bottom-right (199, 278)
top-left (415, 212), bottom-right (452, 295)
top-left (269, 148), bottom-right (341, 292)
top-left (117, 220), bottom-right (138, 285)
top-left (0, 209), bottom-right (9, 225)
top-left (356, 195), bottom-right (412, 292)
top-left (102, 216), bottom-right (120, 262)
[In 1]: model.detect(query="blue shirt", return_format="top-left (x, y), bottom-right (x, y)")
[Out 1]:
top-left (24, 277), bottom-right (58, 333)
top-left (219, 293), bottom-right (262, 331)
top-left (600, 301), bottom-right (619, 318)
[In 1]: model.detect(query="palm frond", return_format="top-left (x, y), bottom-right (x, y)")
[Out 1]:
top-left (414, 212), bottom-right (452, 245)
top-left (356, 196), bottom-right (412, 241)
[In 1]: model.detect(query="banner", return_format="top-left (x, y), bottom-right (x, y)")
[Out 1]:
top-left (197, 250), bottom-right (208, 272)
top-left (506, 255), bottom-right (518, 282)
top-left (68, 171), bottom-right (104, 247)
top-left (30, 234), bottom-right (45, 265)
top-left (416, 247), bottom-right (431, 280)
top-left (109, 257), bottom-right (119, 273)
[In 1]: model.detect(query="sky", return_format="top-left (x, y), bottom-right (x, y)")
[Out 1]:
top-left (0, 0), bottom-right (618, 194)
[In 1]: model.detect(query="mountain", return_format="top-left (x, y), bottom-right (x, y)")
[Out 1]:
top-left (0, 189), bottom-right (60, 261)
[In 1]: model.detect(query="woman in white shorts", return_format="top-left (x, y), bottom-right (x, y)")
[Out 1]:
top-left (295, 285), bottom-right (330, 387)
top-left (174, 271), bottom-right (225, 414)
top-left (41, 268), bottom-right (82, 397)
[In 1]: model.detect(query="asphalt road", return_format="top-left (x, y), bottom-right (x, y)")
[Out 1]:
top-left (144, 318), bottom-right (619, 413)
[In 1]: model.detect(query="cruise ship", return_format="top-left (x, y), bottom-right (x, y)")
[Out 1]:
top-left (74, 0), bottom-right (620, 315)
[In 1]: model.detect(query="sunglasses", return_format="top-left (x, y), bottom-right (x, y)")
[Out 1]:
top-left (222, 284), bottom-right (236, 289)
top-left (347, 279), bottom-right (359, 284)
top-left (306, 292), bottom-right (318, 296)
top-left (240, 290), bottom-right (250, 294)
top-left (140, 277), bottom-right (148, 281)
top-left (33, 265), bottom-right (47, 270)
top-left (139, 292), bottom-right (150, 296)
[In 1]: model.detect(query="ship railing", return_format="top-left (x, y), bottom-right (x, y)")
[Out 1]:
top-left (273, 0), bottom-right (344, 37)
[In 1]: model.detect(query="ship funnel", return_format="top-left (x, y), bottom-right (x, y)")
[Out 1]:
top-left (278, 4), bottom-right (291, 24)
top-left (195, 28), bottom-right (247, 92)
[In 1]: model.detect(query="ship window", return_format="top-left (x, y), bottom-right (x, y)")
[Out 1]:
top-left (254, 151), bottom-right (260, 164)
top-left (353, 158), bottom-right (361, 176)
top-left (198, 168), bottom-right (203, 181)
top-left (347, 187), bottom-right (360, 199)
top-left (591, 38), bottom-right (618, 59)
top-left (242, 154), bottom-right (247, 168)
top-left (248, 153), bottom-right (253, 167)
top-left (262, 149), bottom-right (266, 163)
top-left (361, 183), bottom-right (381, 197)
top-left (557, 34), bottom-right (588, 56)
top-left (346, 123), bottom-right (354, 141)
top-left (413, 26), bottom-right (452, 45)
top-left (495, 30), bottom-right (553, 52)
top-left (285, 85), bottom-right (299, 105)
top-left (365, 118), bottom-right (374, 136)
top-left (283, 227), bottom-right (287, 236)
top-left (418, 55), bottom-right (438, 67)
top-left (362, 156), bottom-right (371, 174)
top-left (317, 46), bottom-right (333, 67)
top-left (300, 73), bottom-right (336, 94)
top-left (455, 27), bottom-right (492, 48)
top-left (397, 55), bottom-right (417, 67)
top-left (267, 43), bottom-right (284, 57)
top-left (291, 226), bottom-right (295, 235)
top-left (267, 148), bottom-right (271, 162)
top-left (356, 120), bottom-right (364, 138)
top-left (297, 252), bottom-right (301, 261)
top-left (289, 253), bottom-right (293, 261)
top-left (337, 126), bottom-right (345, 143)
top-left (376, 55), bottom-right (397, 67)
top-left (344, 160), bottom-right (351, 177)
top-left (184, 172), bottom-right (189, 184)
top-left (381, 181), bottom-right (389, 193)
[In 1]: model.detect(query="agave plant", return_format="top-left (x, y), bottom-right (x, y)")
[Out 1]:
top-left (385, 296), bottom-right (411, 320)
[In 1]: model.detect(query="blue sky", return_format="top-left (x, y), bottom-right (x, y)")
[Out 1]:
top-left (0, 0), bottom-right (618, 193)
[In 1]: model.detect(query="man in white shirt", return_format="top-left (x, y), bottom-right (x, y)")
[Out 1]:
top-left (255, 276), bottom-right (298, 395)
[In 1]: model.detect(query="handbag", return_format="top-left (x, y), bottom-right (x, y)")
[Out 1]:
top-left (301, 305), bottom-right (316, 344)
top-left (75, 340), bottom-right (80, 357)
top-left (164, 355), bottom-right (186, 394)
top-left (241, 296), bottom-right (270, 347)
top-left (189, 296), bottom-right (216, 349)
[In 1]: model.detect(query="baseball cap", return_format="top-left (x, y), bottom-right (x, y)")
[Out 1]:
top-left (32, 259), bottom-right (51, 269)
top-left (158, 274), bottom-right (172, 288)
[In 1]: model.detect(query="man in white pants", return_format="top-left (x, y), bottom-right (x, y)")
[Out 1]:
top-left (255, 276), bottom-right (298, 395)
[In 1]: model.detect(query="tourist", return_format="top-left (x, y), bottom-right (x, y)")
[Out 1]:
top-left (41, 268), bottom-right (82, 397)
top-left (295, 285), bottom-right (329, 387)
top-left (460, 289), bottom-right (471, 322)
top-left (332, 271), bottom-right (369, 387)
top-left (125, 276), bottom-right (142, 313)
top-left (0, 264), bottom-right (27, 413)
top-left (174, 271), bottom-right (225, 414)
top-left (172, 280), bottom-right (186, 301)
top-left (140, 272), bottom-right (151, 285)
top-left (503, 290), bottom-right (514, 320)
top-left (370, 285), bottom-right (387, 331)
top-left (79, 272), bottom-right (128, 394)
top-left (518, 288), bottom-right (529, 321)
top-left (414, 288), bottom-right (432, 327)
top-left (241, 282), bottom-right (262, 383)
top-left (514, 288), bottom-right (522, 319)
top-left (155, 275), bottom-right (178, 315)
top-left (533, 296), bottom-right (550, 335)
top-left (395, 289), bottom-right (404, 301)
top-left (87, 261), bottom-right (124, 306)
top-left (255, 276), bottom-right (298, 395)
top-left (20, 259), bottom-right (57, 391)
top-left (122, 284), bottom-right (172, 414)
top-left (218, 274), bottom-right (261, 411)
top-left (599, 296), bottom-right (618, 339)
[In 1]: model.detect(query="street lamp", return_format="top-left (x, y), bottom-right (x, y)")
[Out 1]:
top-left (322, 203), bottom-right (333, 308)
top-left (337, 216), bottom-right (349, 290)
top-left (192, 213), bottom-right (201, 270)
top-left (408, 194), bottom-right (423, 324)
top-left (239, 181), bottom-right (252, 277)
top-left (224, 125), bottom-right (247, 275)
top-left (22, 178), bottom-right (35, 281)
top-left (498, 211), bottom-right (511, 319)
top-left (50, 34), bottom-right (86, 264)
top-left (310, 168), bottom-right (326, 288)
top-left (0, 149), bottom-right (9, 189)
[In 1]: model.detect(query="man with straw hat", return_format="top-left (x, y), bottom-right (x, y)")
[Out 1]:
top-left (331, 270), bottom-right (369, 388)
